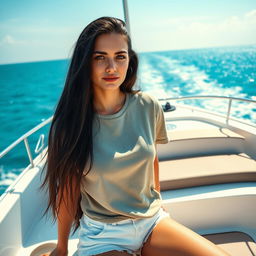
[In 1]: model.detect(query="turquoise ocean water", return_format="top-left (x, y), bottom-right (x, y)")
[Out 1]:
top-left (0, 44), bottom-right (256, 195)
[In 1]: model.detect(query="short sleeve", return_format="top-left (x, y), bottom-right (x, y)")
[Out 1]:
top-left (155, 100), bottom-right (169, 144)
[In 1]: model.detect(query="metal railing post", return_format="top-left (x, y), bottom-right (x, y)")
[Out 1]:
top-left (24, 138), bottom-right (34, 168)
top-left (226, 98), bottom-right (232, 125)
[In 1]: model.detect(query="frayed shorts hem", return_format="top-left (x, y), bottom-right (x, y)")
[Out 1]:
top-left (78, 245), bottom-right (136, 256)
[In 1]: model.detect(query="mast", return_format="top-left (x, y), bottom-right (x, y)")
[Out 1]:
top-left (122, 0), bottom-right (131, 35)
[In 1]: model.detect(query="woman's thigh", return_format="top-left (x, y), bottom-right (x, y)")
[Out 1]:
top-left (141, 216), bottom-right (231, 256)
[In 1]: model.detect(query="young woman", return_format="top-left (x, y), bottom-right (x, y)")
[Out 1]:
top-left (41, 17), bottom-right (230, 256)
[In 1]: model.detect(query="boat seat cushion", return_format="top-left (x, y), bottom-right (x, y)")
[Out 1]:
top-left (204, 232), bottom-right (256, 256)
top-left (159, 154), bottom-right (256, 190)
top-left (168, 127), bottom-right (244, 141)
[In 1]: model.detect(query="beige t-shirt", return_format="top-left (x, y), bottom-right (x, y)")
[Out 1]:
top-left (80, 91), bottom-right (169, 223)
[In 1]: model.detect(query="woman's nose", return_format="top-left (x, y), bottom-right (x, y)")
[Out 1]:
top-left (106, 59), bottom-right (117, 73)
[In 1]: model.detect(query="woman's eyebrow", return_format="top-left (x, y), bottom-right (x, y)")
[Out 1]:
top-left (93, 50), bottom-right (128, 55)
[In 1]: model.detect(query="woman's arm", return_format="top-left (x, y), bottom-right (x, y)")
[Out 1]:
top-left (44, 179), bottom-right (80, 256)
top-left (154, 154), bottom-right (169, 213)
top-left (153, 155), bottom-right (160, 193)
top-left (55, 189), bottom-right (75, 254)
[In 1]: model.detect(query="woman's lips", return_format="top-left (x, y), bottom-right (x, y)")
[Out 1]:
top-left (102, 77), bottom-right (119, 82)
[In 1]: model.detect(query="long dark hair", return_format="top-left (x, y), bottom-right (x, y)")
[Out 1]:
top-left (41, 17), bottom-right (139, 233)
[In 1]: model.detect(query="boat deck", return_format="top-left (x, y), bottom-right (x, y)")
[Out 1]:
top-left (19, 181), bottom-right (256, 256)
top-left (204, 232), bottom-right (256, 256)
top-left (1, 101), bottom-right (256, 256)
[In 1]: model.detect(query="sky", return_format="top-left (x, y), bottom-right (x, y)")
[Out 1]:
top-left (0, 0), bottom-right (255, 64)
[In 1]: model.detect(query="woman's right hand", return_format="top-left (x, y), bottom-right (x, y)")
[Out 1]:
top-left (40, 247), bottom-right (68, 256)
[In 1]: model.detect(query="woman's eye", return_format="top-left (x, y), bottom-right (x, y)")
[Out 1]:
top-left (95, 55), bottom-right (104, 60)
top-left (116, 55), bottom-right (126, 60)
top-left (94, 55), bottom-right (126, 61)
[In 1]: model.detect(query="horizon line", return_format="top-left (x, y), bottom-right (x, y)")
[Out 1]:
top-left (0, 43), bottom-right (255, 66)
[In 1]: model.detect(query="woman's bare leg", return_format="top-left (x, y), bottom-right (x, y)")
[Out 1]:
top-left (141, 217), bottom-right (231, 256)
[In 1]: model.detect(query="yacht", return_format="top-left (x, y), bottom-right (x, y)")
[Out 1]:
top-left (0, 1), bottom-right (256, 255)
top-left (1, 95), bottom-right (256, 256)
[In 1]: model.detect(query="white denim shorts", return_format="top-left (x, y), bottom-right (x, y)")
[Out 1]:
top-left (77, 207), bottom-right (170, 256)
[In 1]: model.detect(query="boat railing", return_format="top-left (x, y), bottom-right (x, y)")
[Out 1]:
top-left (159, 95), bottom-right (256, 128)
top-left (0, 116), bottom-right (53, 168)
top-left (0, 95), bottom-right (255, 190)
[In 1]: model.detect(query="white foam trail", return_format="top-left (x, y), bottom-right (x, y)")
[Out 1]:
top-left (139, 53), bottom-right (255, 122)
top-left (155, 54), bottom-right (246, 97)
top-left (138, 56), bottom-right (170, 99)
top-left (0, 165), bottom-right (21, 188)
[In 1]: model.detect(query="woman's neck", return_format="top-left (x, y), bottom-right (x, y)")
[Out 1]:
top-left (93, 89), bottom-right (126, 115)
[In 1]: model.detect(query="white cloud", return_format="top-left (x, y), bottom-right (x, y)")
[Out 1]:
top-left (2, 35), bottom-right (15, 44)
top-left (133, 9), bottom-right (256, 52)
top-left (0, 24), bottom-right (80, 64)
top-left (245, 9), bottom-right (256, 19)
top-left (1, 9), bottom-right (256, 63)
top-left (0, 35), bottom-right (26, 46)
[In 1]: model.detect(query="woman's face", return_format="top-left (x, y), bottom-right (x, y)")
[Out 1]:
top-left (91, 33), bottom-right (129, 92)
